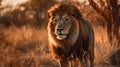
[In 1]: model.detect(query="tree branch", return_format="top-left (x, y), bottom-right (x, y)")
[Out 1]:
top-left (110, 0), bottom-right (119, 20)
top-left (88, 0), bottom-right (108, 19)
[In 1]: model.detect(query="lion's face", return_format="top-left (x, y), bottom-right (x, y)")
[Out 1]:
top-left (52, 14), bottom-right (72, 40)
top-left (48, 12), bottom-right (80, 46)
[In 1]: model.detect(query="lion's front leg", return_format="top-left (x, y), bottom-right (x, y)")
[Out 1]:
top-left (88, 47), bottom-right (94, 67)
top-left (78, 51), bottom-right (89, 67)
top-left (59, 60), bottom-right (69, 67)
top-left (83, 51), bottom-right (89, 67)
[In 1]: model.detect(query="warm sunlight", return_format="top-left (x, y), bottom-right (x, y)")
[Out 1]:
top-left (1, 0), bottom-right (28, 6)
top-left (0, 0), bottom-right (119, 67)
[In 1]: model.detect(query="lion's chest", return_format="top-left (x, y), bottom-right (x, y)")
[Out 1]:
top-left (52, 46), bottom-right (71, 59)
top-left (52, 36), bottom-right (89, 59)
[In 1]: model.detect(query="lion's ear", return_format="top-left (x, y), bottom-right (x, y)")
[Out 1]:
top-left (69, 5), bottom-right (77, 17)
top-left (69, 6), bottom-right (82, 19)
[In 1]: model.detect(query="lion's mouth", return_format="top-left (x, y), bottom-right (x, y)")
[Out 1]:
top-left (56, 33), bottom-right (67, 40)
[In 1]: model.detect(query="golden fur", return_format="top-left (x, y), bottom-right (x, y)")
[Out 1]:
top-left (47, 3), bottom-right (94, 67)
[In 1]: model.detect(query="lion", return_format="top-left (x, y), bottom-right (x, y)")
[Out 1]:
top-left (47, 3), bottom-right (94, 67)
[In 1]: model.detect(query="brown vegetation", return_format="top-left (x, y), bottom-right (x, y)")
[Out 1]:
top-left (0, 0), bottom-right (56, 27)
top-left (88, 0), bottom-right (120, 46)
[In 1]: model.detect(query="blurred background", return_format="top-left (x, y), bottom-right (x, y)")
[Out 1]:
top-left (0, 0), bottom-right (119, 67)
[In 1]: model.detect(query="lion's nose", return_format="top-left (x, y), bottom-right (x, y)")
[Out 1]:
top-left (57, 28), bottom-right (63, 31)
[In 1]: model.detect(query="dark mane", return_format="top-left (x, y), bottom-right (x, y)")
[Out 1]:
top-left (47, 3), bottom-right (82, 20)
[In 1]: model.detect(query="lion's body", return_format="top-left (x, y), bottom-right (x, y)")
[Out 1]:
top-left (47, 3), bottom-right (94, 67)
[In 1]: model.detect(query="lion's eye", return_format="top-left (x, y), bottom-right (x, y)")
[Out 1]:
top-left (53, 19), bottom-right (57, 24)
top-left (64, 19), bottom-right (69, 24)
top-left (54, 19), bottom-right (57, 22)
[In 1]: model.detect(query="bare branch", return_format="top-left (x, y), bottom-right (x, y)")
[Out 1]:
top-left (88, 0), bottom-right (108, 19)
top-left (110, 0), bottom-right (119, 19)
top-left (110, 0), bottom-right (120, 40)
top-left (88, 0), bottom-right (120, 45)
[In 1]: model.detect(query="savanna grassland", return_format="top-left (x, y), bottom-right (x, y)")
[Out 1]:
top-left (0, 22), bottom-right (119, 67)
top-left (0, 0), bottom-right (119, 67)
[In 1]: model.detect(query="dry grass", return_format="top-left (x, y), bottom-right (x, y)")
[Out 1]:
top-left (0, 24), bottom-right (119, 67)
top-left (0, 25), bottom-right (58, 67)
top-left (93, 25), bottom-right (120, 67)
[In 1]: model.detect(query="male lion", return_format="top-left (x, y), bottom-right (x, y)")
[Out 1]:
top-left (47, 3), bottom-right (94, 67)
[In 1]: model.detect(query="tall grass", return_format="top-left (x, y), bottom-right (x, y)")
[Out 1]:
top-left (0, 24), bottom-right (119, 67)
top-left (93, 25), bottom-right (120, 67)
top-left (0, 25), bottom-right (57, 67)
